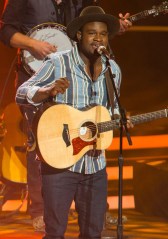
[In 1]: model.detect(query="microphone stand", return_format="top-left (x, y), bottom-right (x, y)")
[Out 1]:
top-left (105, 54), bottom-right (132, 239)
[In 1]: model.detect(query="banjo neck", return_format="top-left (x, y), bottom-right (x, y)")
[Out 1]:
top-left (128, 1), bottom-right (168, 23)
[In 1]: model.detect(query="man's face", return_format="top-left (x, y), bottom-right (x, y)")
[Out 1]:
top-left (78, 22), bottom-right (109, 58)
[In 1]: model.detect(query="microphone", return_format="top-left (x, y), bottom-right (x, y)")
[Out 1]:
top-left (97, 46), bottom-right (111, 59)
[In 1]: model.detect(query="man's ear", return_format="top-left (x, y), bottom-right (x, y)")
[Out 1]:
top-left (76, 31), bottom-right (82, 41)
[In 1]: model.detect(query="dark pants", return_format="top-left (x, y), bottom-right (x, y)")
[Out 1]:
top-left (42, 168), bottom-right (107, 239)
top-left (27, 150), bottom-right (44, 219)
top-left (15, 70), bottom-right (44, 219)
top-left (20, 105), bottom-right (44, 219)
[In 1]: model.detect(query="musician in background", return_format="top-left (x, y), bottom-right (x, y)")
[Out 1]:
top-left (0, 0), bottom-right (132, 232)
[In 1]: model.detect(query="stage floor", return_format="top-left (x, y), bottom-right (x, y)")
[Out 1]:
top-left (0, 209), bottom-right (168, 239)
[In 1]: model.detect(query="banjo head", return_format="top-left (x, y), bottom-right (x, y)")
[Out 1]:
top-left (21, 22), bottom-right (73, 75)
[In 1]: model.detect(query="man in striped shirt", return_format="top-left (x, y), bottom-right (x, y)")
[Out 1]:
top-left (0, 1), bottom-right (132, 231)
top-left (16, 6), bottom-right (122, 239)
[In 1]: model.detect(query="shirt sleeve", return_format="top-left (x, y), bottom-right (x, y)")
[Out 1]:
top-left (0, 0), bottom-right (27, 46)
top-left (15, 59), bottom-right (57, 106)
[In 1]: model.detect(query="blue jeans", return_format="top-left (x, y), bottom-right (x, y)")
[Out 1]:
top-left (42, 168), bottom-right (107, 239)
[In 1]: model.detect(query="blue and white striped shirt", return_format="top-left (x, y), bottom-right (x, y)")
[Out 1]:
top-left (16, 43), bottom-right (121, 174)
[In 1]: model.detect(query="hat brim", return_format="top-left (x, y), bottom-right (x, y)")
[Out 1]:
top-left (67, 13), bottom-right (120, 41)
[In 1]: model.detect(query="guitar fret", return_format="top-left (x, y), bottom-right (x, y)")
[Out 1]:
top-left (131, 110), bottom-right (167, 125)
top-left (98, 120), bottom-right (118, 133)
top-left (148, 9), bottom-right (156, 15)
top-left (127, 2), bottom-right (168, 23)
top-left (98, 109), bottom-right (167, 133)
top-left (129, 10), bottom-right (151, 23)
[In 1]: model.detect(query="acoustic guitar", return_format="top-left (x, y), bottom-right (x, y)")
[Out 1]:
top-left (34, 104), bottom-right (168, 169)
top-left (1, 103), bottom-right (27, 184)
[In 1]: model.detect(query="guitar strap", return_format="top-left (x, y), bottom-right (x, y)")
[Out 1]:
top-left (105, 68), bottom-right (115, 116)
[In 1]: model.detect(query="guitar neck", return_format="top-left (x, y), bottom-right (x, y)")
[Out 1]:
top-left (130, 109), bottom-right (168, 125)
top-left (98, 109), bottom-right (168, 133)
top-left (128, 9), bottom-right (156, 23)
top-left (127, 1), bottom-right (168, 23)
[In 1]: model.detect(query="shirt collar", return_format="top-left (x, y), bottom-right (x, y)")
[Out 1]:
top-left (71, 43), bottom-right (108, 73)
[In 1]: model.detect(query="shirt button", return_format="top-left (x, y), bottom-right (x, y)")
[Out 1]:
top-left (51, 11), bottom-right (55, 15)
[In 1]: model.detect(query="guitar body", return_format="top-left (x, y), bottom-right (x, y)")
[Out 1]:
top-left (35, 104), bottom-right (113, 169)
top-left (34, 103), bottom-right (168, 169)
top-left (0, 103), bottom-right (27, 183)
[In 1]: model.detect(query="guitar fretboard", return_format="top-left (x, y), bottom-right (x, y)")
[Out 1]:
top-left (130, 109), bottom-right (167, 125)
top-left (127, 1), bottom-right (168, 23)
top-left (98, 109), bottom-right (168, 133)
top-left (128, 9), bottom-right (155, 23)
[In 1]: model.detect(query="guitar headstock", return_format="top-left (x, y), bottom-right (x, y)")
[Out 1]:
top-left (152, 1), bottom-right (168, 16)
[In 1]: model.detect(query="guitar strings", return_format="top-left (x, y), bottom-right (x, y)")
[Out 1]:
top-left (48, 109), bottom-right (166, 138)
top-left (45, 120), bottom-right (119, 139)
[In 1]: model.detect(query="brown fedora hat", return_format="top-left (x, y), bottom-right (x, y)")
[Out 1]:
top-left (67, 6), bottom-right (120, 41)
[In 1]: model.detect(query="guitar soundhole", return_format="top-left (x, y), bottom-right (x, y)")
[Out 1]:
top-left (79, 121), bottom-right (97, 142)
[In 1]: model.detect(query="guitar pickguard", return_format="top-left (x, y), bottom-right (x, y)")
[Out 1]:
top-left (72, 137), bottom-right (97, 156)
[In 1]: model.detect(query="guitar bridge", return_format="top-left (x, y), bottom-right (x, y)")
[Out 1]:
top-left (62, 124), bottom-right (71, 147)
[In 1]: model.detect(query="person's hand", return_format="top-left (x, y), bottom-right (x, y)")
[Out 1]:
top-left (29, 39), bottom-right (57, 60)
top-left (118, 13), bottom-right (132, 35)
top-left (113, 113), bottom-right (134, 129)
top-left (126, 116), bottom-right (134, 129)
top-left (32, 78), bottom-right (70, 103)
top-left (49, 78), bottom-right (70, 96)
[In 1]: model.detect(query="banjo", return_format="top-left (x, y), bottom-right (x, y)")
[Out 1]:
top-left (21, 1), bottom-right (168, 75)
top-left (21, 22), bottom-right (73, 75)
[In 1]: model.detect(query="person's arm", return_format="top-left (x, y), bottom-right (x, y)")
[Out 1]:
top-left (15, 59), bottom-right (69, 105)
top-left (32, 78), bottom-right (69, 103)
top-left (0, 0), bottom-right (27, 45)
top-left (10, 32), bottom-right (57, 60)
top-left (0, 0), bottom-right (57, 60)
